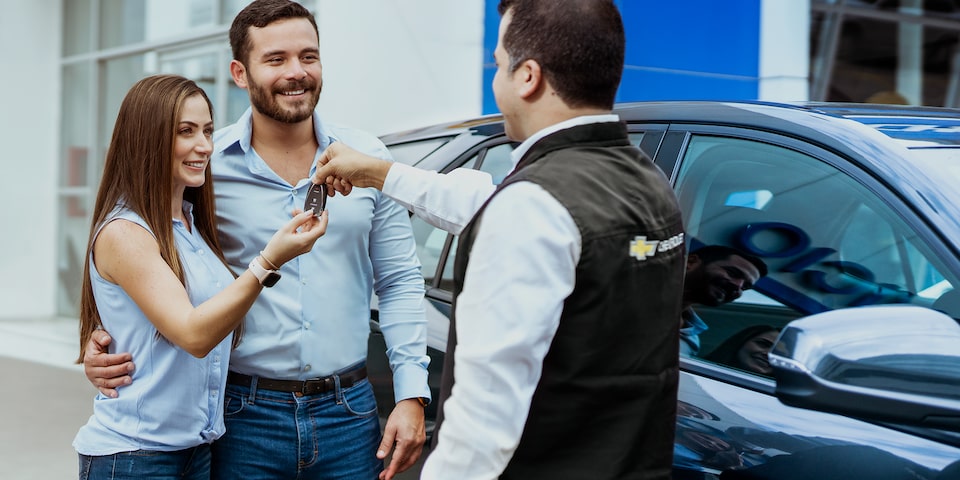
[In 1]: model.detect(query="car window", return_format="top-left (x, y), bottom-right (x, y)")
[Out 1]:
top-left (412, 216), bottom-right (447, 287)
top-left (386, 137), bottom-right (452, 166)
top-left (396, 138), bottom-right (489, 288)
top-left (476, 143), bottom-right (516, 183)
top-left (432, 143), bottom-right (517, 291)
top-left (407, 143), bottom-right (516, 292)
top-left (675, 134), bottom-right (956, 374)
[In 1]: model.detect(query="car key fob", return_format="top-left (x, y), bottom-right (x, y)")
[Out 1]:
top-left (304, 183), bottom-right (327, 215)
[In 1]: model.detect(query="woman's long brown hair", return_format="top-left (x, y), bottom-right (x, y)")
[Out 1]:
top-left (77, 74), bottom-right (236, 363)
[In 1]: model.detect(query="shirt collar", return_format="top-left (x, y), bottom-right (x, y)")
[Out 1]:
top-left (681, 308), bottom-right (709, 334)
top-left (216, 107), bottom-right (339, 155)
top-left (174, 200), bottom-right (195, 226)
top-left (508, 113), bottom-right (621, 168)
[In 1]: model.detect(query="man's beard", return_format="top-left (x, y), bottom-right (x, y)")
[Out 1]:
top-left (247, 74), bottom-right (321, 124)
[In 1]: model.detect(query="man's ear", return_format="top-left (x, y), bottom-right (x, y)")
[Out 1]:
top-left (230, 59), bottom-right (248, 89)
top-left (515, 58), bottom-right (543, 99)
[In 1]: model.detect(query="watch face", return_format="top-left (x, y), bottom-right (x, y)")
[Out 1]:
top-left (263, 271), bottom-right (281, 287)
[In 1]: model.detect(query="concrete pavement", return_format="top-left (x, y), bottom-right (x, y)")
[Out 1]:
top-left (0, 317), bottom-right (91, 480)
top-left (0, 317), bottom-right (425, 479)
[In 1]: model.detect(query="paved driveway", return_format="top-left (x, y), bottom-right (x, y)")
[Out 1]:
top-left (0, 318), bottom-right (88, 479)
top-left (0, 318), bottom-right (425, 479)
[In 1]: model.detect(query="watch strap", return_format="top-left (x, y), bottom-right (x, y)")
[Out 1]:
top-left (248, 256), bottom-right (281, 287)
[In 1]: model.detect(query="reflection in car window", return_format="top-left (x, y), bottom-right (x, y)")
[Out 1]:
top-left (674, 135), bottom-right (956, 369)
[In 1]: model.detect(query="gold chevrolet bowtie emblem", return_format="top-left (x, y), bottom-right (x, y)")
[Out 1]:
top-left (629, 236), bottom-right (659, 261)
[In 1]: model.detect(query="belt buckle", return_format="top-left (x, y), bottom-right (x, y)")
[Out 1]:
top-left (299, 376), bottom-right (334, 396)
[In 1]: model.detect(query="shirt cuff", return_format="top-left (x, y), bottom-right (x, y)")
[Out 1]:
top-left (391, 361), bottom-right (431, 404)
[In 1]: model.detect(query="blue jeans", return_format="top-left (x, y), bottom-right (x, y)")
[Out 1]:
top-left (210, 374), bottom-right (383, 479)
top-left (78, 444), bottom-right (211, 480)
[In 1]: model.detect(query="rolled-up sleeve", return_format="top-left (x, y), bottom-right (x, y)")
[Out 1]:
top-left (382, 163), bottom-right (496, 235)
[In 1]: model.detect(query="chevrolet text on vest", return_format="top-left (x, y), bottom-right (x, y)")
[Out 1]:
top-left (629, 233), bottom-right (684, 261)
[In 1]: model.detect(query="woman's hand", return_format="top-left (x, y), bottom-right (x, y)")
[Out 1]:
top-left (261, 209), bottom-right (329, 267)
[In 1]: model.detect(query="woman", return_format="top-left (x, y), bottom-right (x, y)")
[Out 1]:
top-left (73, 74), bottom-right (327, 479)
top-left (704, 325), bottom-right (780, 376)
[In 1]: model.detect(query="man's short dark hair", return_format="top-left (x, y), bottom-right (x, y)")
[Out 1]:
top-left (229, 0), bottom-right (318, 66)
top-left (497, 0), bottom-right (625, 110)
top-left (691, 245), bottom-right (768, 277)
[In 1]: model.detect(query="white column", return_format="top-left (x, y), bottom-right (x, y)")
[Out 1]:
top-left (315, 0), bottom-right (485, 135)
top-left (898, 0), bottom-right (923, 105)
top-left (0, 1), bottom-right (61, 319)
top-left (759, 0), bottom-right (811, 101)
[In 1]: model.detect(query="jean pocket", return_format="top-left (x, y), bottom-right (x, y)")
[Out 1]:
top-left (223, 391), bottom-right (246, 417)
top-left (340, 380), bottom-right (378, 417)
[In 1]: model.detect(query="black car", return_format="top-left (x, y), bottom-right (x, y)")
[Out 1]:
top-left (367, 101), bottom-right (960, 479)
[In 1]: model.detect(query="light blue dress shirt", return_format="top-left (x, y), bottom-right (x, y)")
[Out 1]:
top-left (679, 308), bottom-right (709, 356)
top-left (74, 202), bottom-right (236, 455)
top-left (212, 108), bottom-right (429, 402)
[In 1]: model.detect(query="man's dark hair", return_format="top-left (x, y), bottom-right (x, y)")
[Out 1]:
top-left (497, 0), bottom-right (625, 109)
top-left (229, 0), bottom-right (318, 65)
top-left (691, 245), bottom-right (768, 277)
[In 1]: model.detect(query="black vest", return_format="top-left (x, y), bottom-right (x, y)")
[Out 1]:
top-left (436, 121), bottom-right (685, 480)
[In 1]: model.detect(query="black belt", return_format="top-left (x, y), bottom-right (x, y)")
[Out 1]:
top-left (227, 365), bottom-right (367, 396)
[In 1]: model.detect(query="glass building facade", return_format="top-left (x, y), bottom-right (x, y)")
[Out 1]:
top-left (811, 0), bottom-right (960, 106)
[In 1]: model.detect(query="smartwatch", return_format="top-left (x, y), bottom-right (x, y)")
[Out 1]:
top-left (248, 256), bottom-right (281, 287)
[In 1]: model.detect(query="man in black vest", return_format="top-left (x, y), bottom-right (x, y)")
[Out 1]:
top-left (313, 1), bottom-right (685, 478)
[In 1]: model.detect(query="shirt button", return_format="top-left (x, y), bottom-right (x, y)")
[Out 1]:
top-left (197, 249), bottom-right (205, 255)
top-left (304, 322), bottom-right (311, 330)
top-left (304, 364), bottom-right (312, 372)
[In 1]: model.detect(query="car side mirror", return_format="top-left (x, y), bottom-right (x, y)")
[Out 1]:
top-left (769, 305), bottom-right (960, 432)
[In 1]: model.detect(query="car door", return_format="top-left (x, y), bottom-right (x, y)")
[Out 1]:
top-left (650, 124), bottom-right (960, 479)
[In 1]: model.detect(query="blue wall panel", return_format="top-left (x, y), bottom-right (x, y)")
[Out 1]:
top-left (482, 0), bottom-right (762, 114)
top-left (619, 0), bottom-right (760, 76)
top-left (481, 0), bottom-right (501, 114)
top-left (618, 68), bottom-right (759, 103)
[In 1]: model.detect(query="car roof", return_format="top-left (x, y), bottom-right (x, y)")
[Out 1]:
top-left (381, 100), bottom-right (960, 147)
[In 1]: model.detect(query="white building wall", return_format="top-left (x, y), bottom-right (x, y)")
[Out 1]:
top-left (315, 0), bottom-right (485, 135)
top-left (759, 0), bottom-right (811, 102)
top-left (0, 1), bottom-right (61, 319)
